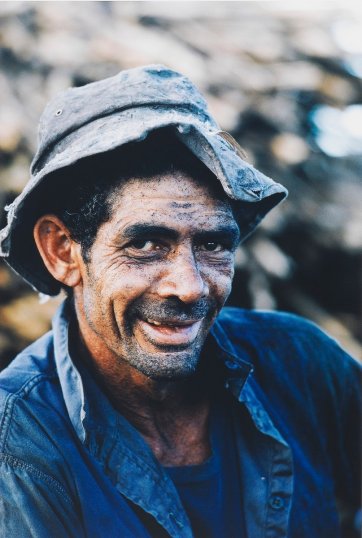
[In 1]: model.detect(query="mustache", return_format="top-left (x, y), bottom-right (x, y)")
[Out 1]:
top-left (130, 297), bottom-right (214, 322)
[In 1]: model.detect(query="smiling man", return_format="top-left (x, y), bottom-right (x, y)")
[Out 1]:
top-left (0, 65), bottom-right (360, 538)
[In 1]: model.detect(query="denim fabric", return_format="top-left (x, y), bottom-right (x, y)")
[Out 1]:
top-left (0, 301), bottom-right (360, 537)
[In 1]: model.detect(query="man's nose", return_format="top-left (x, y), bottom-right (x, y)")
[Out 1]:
top-left (156, 251), bottom-right (209, 303)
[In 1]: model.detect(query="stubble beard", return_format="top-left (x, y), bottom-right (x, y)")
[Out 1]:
top-left (119, 339), bottom-right (205, 380)
top-left (118, 297), bottom-right (217, 380)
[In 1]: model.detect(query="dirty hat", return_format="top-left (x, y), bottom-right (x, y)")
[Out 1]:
top-left (0, 64), bottom-right (287, 296)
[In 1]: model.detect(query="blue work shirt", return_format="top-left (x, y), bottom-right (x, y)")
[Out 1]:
top-left (0, 301), bottom-right (360, 537)
top-left (166, 393), bottom-right (247, 537)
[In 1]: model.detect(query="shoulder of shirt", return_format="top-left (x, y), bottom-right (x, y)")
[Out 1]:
top-left (216, 306), bottom-right (360, 370)
top-left (0, 329), bottom-right (78, 503)
top-left (0, 332), bottom-right (77, 510)
top-left (217, 306), bottom-right (326, 334)
top-left (0, 329), bottom-right (57, 398)
top-left (215, 307), bottom-right (361, 424)
top-left (0, 330), bottom-right (67, 459)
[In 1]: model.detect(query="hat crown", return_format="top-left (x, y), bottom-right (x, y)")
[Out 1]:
top-left (32, 64), bottom-right (215, 176)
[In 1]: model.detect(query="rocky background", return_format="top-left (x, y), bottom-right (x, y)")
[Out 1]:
top-left (0, 1), bottom-right (361, 370)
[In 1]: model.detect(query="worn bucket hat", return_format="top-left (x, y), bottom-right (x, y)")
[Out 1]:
top-left (0, 64), bottom-right (287, 295)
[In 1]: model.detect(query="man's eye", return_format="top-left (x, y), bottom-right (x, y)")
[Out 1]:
top-left (199, 242), bottom-right (225, 252)
top-left (128, 240), bottom-right (161, 251)
top-left (124, 240), bottom-right (166, 257)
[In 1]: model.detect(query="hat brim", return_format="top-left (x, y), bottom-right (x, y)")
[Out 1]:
top-left (1, 105), bottom-right (287, 295)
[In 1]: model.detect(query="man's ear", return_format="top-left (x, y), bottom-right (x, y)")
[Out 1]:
top-left (33, 215), bottom-right (83, 288)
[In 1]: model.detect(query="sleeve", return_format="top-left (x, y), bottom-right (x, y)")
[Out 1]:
top-left (0, 454), bottom-right (84, 538)
top-left (323, 340), bottom-right (361, 534)
top-left (292, 323), bottom-right (361, 535)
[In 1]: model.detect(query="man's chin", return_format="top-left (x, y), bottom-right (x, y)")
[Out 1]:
top-left (144, 368), bottom-right (197, 382)
top-left (126, 347), bottom-right (202, 381)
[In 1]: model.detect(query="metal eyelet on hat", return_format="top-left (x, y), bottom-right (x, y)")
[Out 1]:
top-left (55, 109), bottom-right (63, 116)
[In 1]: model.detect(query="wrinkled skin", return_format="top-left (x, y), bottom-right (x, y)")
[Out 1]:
top-left (73, 171), bottom-right (240, 381)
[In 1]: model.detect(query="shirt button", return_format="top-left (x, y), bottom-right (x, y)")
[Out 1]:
top-left (269, 496), bottom-right (285, 510)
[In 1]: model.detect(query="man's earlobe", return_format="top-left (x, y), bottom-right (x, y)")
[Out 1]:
top-left (33, 215), bottom-right (82, 288)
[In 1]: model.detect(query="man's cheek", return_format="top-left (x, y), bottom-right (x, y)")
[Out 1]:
top-left (209, 269), bottom-right (234, 300)
top-left (103, 267), bottom-right (155, 297)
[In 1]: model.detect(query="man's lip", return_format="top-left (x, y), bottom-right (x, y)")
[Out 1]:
top-left (143, 317), bottom-right (202, 327)
top-left (135, 318), bottom-right (203, 346)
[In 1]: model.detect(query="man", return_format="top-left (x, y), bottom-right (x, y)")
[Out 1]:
top-left (0, 65), bottom-right (360, 538)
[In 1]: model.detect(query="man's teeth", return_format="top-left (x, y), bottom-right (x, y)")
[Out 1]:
top-left (146, 319), bottom-right (162, 326)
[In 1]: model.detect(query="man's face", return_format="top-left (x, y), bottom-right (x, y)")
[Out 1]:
top-left (74, 170), bottom-right (240, 380)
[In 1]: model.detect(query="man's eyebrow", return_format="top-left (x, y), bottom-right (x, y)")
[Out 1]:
top-left (194, 226), bottom-right (240, 246)
top-left (122, 224), bottom-right (179, 241)
top-left (122, 222), bottom-right (240, 245)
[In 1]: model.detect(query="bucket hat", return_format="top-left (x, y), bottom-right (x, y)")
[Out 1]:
top-left (0, 64), bottom-right (287, 295)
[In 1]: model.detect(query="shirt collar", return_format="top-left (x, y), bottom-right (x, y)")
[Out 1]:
top-left (52, 299), bottom-right (87, 442)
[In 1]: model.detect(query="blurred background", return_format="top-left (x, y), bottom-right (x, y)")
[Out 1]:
top-left (0, 1), bottom-right (361, 370)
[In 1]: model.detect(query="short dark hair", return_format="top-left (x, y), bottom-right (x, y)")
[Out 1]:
top-left (38, 128), bottom-right (219, 262)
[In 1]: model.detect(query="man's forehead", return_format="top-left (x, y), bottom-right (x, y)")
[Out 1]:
top-left (112, 169), bottom-right (232, 207)
top-left (102, 172), bottom-right (239, 237)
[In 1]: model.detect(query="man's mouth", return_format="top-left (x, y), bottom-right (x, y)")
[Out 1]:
top-left (136, 317), bottom-right (203, 346)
